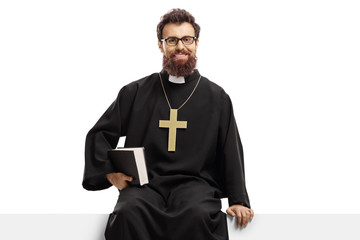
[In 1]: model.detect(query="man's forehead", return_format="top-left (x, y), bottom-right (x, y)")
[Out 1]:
top-left (162, 22), bottom-right (195, 38)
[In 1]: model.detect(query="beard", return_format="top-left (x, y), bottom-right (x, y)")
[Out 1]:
top-left (162, 51), bottom-right (197, 77)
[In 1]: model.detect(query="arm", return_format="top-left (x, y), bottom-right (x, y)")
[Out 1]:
top-left (83, 85), bottom-right (136, 190)
top-left (219, 91), bottom-right (253, 226)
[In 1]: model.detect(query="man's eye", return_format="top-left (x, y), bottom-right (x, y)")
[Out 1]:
top-left (167, 38), bottom-right (177, 44)
top-left (183, 37), bottom-right (192, 43)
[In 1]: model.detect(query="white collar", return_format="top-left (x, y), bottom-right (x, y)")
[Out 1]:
top-left (169, 75), bottom-right (185, 84)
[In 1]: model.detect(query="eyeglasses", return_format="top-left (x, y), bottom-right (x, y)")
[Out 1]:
top-left (161, 36), bottom-right (197, 46)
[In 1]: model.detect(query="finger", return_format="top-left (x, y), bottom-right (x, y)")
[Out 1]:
top-left (241, 210), bottom-right (250, 227)
top-left (118, 181), bottom-right (129, 190)
top-left (109, 177), bottom-right (117, 186)
top-left (226, 208), bottom-right (236, 217)
top-left (114, 181), bottom-right (122, 190)
top-left (249, 209), bottom-right (254, 220)
top-left (236, 209), bottom-right (242, 227)
top-left (120, 173), bottom-right (133, 182)
top-left (126, 176), bottom-right (133, 182)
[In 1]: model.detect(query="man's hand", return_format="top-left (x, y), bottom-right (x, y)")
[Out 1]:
top-left (226, 204), bottom-right (254, 228)
top-left (106, 172), bottom-right (133, 190)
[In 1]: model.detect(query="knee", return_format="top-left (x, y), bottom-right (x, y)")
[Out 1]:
top-left (113, 198), bottom-right (145, 217)
top-left (184, 203), bottom-right (210, 221)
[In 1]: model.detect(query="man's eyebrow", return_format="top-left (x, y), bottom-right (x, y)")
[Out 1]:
top-left (164, 35), bottom-right (194, 39)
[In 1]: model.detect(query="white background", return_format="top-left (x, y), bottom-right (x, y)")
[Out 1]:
top-left (0, 0), bottom-right (359, 214)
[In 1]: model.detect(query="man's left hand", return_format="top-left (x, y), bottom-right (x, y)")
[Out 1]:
top-left (226, 204), bottom-right (254, 228)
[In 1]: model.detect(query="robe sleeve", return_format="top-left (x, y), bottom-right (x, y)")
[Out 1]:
top-left (82, 85), bottom-right (136, 190)
top-left (219, 91), bottom-right (251, 208)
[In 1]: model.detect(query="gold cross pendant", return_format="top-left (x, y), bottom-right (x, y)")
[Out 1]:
top-left (159, 109), bottom-right (187, 152)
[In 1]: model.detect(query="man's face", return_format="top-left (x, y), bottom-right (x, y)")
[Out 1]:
top-left (158, 22), bottom-right (199, 76)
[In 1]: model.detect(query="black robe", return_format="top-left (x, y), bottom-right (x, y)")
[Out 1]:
top-left (83, 69), bottom-right (250, 240)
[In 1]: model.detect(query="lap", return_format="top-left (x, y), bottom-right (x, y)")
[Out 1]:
top-left (108, 177), bottom-right (228, 240)
top-left (166, 179), bottom-right (222, 214)
top-left (162, 178), bottom-right (227, 239)
top-left (117, 176), bottom-right (220, 201)
top-left (114, 176), bottom-right (222, 211)
top-left (113, 185), bottom-right (166, 213)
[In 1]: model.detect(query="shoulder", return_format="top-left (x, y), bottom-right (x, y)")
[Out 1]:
top-left (200, 75), bottom-right (231, 101)
top-left (117, 72), bottom-right (159, 98)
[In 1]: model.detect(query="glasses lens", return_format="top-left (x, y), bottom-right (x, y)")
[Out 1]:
top-left (166, 37), bottom-right (178, 46)
top-left (181, 37), bottom-right (194, 45)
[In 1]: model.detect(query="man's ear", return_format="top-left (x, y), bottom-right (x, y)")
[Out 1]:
top-left (158, 41), bottom-right (164, 53)
top-left (195, 39), bottom-right (199, 51)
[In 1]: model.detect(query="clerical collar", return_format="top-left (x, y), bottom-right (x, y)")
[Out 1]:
top-left (160, 69), bottom-right (200, 84)
top-left (169, 75), bottom-right (185, 84)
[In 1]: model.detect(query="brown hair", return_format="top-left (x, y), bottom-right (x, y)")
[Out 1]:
top-left (157, 9), bottom-right (200, 41)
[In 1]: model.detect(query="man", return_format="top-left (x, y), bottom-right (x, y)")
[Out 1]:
top-left (83, 9), bottom-right (254, 240)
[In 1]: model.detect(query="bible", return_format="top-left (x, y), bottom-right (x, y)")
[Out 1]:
top-left (108, 147), bottom-right (148, 186)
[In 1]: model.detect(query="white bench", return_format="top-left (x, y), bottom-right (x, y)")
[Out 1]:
top-left (1, 214), bottom-right (359, 239)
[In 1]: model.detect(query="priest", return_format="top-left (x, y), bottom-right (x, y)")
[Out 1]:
top-left (83, 8), bottom-right (254, 240)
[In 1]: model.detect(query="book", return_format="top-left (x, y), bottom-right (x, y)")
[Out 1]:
top-left (107, 147), bottom-right (148, 186)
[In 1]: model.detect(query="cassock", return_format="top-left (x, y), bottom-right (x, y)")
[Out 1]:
top-left (83, 69), bottom-right (251, 240)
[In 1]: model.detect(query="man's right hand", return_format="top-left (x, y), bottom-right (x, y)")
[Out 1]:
top-left (106, 172), bottom-right (133, 190)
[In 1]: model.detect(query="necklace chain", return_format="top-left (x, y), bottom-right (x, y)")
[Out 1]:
top-left (158, 73), bottom-right (201, 110)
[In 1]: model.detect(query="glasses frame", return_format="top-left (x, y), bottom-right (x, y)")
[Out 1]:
top-left (161, 36), bottom-right (197, 46)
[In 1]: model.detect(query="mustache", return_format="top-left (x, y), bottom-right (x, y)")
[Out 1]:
top-left (170, 50), bottom-right (191, 57)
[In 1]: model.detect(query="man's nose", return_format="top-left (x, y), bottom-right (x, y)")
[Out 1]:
top-left (175, 40), bottom-right (185, 50)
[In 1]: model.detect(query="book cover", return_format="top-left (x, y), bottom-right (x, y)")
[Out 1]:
top-left (108, 147), bottom-right (148, 186)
